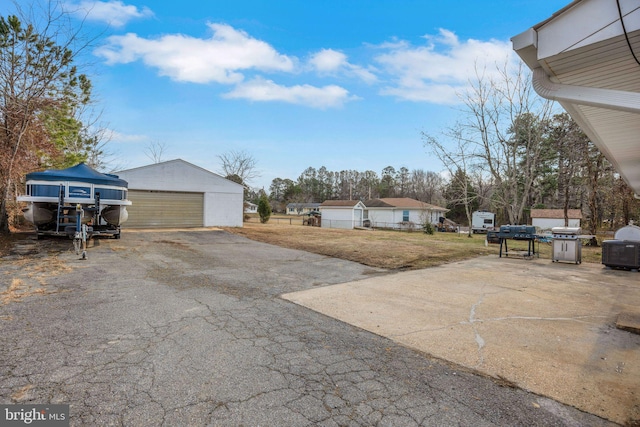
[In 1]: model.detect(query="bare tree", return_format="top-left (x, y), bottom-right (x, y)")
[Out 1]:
top-left (459, 62), bottom-right (555, 224)
top-left (423, 127), bottom-right (477, 237)
top-left (144, 140), bottom-right (168, 164)
top-left (217, 149), bottom-right (260, 186)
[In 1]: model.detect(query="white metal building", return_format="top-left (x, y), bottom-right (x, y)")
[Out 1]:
top-left (530, 209), bottom-right (582, 230)
top-left (320, 200), bottom-right (366, 229)
top-left (115, 159), bottom-right (244, 228)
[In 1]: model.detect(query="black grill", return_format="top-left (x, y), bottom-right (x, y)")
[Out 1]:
top-left (488, 225), bottom-right (539, 259)
top-left (497, 225), bottom-right (537, 240)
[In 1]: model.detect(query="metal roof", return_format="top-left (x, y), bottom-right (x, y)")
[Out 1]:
top-left (512, 0), bottom-right (640, 194)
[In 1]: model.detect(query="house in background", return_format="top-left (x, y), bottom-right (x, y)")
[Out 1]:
top-left (364, 198), bottom-right (448, 230)
top-left (530, 209), bottom-right (582, 230)
top-left (116, 159), bottom-right (244, 228)
top-left (244, 202), bottom-right (258, 214)
top-left (319, 200), bottom-right (366, 229)
top-left (286, 203), bottom-right (321, 215)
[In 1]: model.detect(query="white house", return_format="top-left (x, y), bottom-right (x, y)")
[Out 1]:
top-left (320, 200), bottom-right (366, 229)
top-left (364, 198), bottom-right (448, 230)
top-left (244, 202), bottom-right (258, 214)
top-left (286, 203), bottom-right (321, 215)
top-left (115, 159), bottom-right (244, 228)
top-left (530, 209), bottom-right (582, 230)
top-left (512, 0), bottom-right (640, 196)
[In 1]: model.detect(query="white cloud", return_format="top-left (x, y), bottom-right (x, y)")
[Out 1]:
top-left (66, 1), bottom-right (153, 27)
top-left (309, 49), bottom-right (347, 72)
top-left (95, 23), bottom-right (295, 84)
top-left (375, 29), bottom-right (517, 104)
top-left (223, 77), bottom-right (356, 109)
top-left (309, 49), bottom-right (377, 84)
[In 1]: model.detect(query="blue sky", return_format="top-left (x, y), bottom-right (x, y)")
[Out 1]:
top-left (4, 1), bottom-right (570, 190)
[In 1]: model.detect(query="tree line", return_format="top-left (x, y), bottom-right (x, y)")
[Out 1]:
top-left (422, 62), bottom-right (640, 236)
top-left (266, 166), bottom-right (446, 212)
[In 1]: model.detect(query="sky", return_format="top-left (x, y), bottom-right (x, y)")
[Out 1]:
top-left (3, 0), bottom-right (571, 190)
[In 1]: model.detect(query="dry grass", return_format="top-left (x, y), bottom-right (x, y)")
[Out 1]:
top-left (225, 221), bottom-right (605, 270)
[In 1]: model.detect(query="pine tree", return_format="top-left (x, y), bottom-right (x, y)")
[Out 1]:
top-left (258, 193), bottom-right (271, 224)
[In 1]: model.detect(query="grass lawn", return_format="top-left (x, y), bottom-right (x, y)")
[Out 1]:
top-left (225, 220), bottom-right (605, 270)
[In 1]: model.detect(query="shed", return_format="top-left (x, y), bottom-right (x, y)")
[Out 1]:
top-left (363, 198), bottom-right (448, 230)
top-left (319, 200), bottom-right (366, 229)
top-left (115, 159), bottom-right (244, 228)
top-left (530, 209), bottom-right (582, 230)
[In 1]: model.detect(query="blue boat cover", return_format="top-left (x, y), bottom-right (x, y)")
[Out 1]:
top-left (26, 163), bottom-right (128, 188)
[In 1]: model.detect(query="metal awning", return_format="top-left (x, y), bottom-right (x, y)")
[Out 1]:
top-left (512, 0), bottom-right (640, 194)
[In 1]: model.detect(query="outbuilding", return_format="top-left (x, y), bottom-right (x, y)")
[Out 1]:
top-left (530, 209), bottom-right (582, 231)
top-left (116, 159), bottom-right (244, 228)
top-left (319, 200), bottom-right (366, 229)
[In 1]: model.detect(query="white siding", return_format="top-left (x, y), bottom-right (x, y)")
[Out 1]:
top-left (367, 209), bottom-right (394, 226)
top-left (367, 208), bottom-right (442, 229)
top-left (320, 203), bottom-right (365, 229)
top-left (204, 192), bottom-right (244, 227)
top-left (533, 218), bottom-right (581, 230)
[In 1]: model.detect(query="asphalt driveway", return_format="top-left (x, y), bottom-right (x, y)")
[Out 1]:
top-left (0, 229), bottom-right (618, 426)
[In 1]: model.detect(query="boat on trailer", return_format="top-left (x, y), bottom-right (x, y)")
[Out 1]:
top-left (17, 163), bottom-right (132, 239)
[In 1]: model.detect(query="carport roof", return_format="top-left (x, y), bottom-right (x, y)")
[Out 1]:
top-left (512, 0), bottom-right (640, 195)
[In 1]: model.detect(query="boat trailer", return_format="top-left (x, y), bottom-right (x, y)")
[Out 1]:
top-left (72, 204), bottom-right (89, 260)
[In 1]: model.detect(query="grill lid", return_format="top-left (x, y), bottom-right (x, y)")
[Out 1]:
top-left (551, 226), bottom-right (581, 235)
top-left (614, 224), bottom-right (640, 241)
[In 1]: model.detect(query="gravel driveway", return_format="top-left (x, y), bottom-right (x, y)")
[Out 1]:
top-left (0, 230), bottom-right (615, 426)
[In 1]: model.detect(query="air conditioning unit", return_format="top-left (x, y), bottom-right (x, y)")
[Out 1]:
top-left (602, 240), bottom-right (640, 270)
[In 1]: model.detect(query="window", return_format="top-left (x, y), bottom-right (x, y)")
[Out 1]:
top-left (95, 188), bottom-right (124, 200)
top-left (403, 210), bottom-right (409, 222)
top-left (29, 184), bottom-right (60, 197)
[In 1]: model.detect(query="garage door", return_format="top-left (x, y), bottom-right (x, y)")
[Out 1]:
top-left (124, 190), bottom-right (204, 228)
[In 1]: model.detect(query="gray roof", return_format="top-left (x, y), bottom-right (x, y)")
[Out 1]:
top-left (286, 203), bottom-right (321, 208)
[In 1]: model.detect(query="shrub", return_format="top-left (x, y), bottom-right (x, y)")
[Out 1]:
top-left (257, 194), bottom-right (271, 223)
top-left (423, 222), bottom-right (435, 235)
